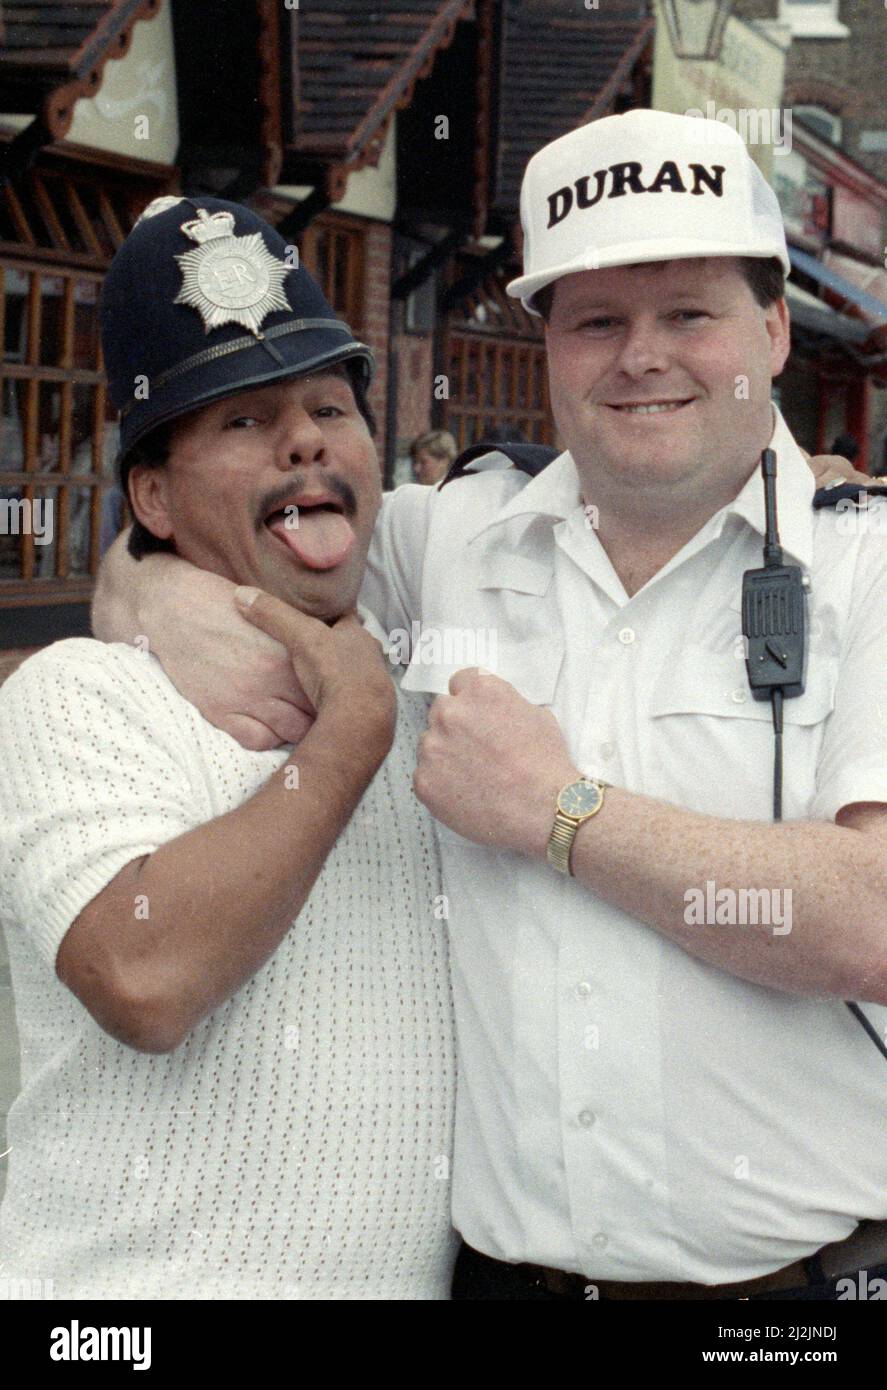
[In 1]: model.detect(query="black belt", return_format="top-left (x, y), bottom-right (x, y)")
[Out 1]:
top-left (457, 1219), bottom-right (887, 1301)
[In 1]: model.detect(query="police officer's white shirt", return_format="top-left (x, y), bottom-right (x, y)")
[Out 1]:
top-left (362, 406), bottom-right (887, 1284)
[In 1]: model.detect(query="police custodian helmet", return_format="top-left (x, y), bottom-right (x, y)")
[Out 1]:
top-left (100, 195), bottom-right (375, 463)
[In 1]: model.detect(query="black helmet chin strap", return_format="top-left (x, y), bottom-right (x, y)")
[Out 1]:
top-left (256, 336), bottom-right (286, 364)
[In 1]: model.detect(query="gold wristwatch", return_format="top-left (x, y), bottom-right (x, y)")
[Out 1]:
top-left (546, 777), bottom-right (608, 876)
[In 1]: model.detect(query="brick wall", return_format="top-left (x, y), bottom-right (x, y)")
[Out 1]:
top-left (395, 331), bottom-right (435, 455)
top-left (786, 6), bottom-right (887, 189)
top-left (362, 222), bottom-right (393, 465)
top-left (732, 0), bottom-right (887, 466)
top-left (734, 0), bottom-right (887, 186)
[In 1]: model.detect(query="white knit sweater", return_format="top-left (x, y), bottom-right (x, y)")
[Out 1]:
top-left (0, 639), bottom-right (456, 1300)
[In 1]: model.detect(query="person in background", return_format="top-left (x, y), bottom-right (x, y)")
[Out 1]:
top-left (410, 429), bottom-right (457, 486)
top-left (829, 433), bottom-right (860, 465)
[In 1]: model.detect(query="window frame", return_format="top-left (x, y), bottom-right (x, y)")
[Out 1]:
top-left (299, 211), bottom-right (366, 334)
top-left (1, 258), bottom-right (113, 613)
top-left (777, 1), bottom-right (849, 40)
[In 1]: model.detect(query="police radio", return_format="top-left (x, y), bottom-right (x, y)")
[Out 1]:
top-left (741, 448), bottom-right (808, 821)
top-left (742, 448), bottom-right (887, 1065)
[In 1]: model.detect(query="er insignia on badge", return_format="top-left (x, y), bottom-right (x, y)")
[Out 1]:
top-left (174, 208), bottom-right (291, 335)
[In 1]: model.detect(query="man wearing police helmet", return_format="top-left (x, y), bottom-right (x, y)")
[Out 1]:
top-left (0, 197), bottom-right (457, 1299)
top-left (93, 112), bottom-right (887, 1302)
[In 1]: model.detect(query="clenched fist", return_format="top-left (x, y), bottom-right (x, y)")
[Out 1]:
top-left (413, 668), bottom-right (578, 858)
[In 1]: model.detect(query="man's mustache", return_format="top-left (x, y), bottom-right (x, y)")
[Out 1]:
top-left (255, 474), bottom-right (358, 529)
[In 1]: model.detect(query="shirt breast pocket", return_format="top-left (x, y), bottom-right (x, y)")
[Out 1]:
top-left (401, 637), bottom-right (564, 852)
top-left (400, 636), bottom-right (564, 706)
top-left (647, 646), bottom-right (837, 818)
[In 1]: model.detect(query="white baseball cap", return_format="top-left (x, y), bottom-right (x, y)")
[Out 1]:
top-left (507, 108), bottom-right (790, 314)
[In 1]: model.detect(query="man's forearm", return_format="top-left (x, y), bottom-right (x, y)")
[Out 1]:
top-left (66, 693), bottom-right (395, 1050)
top-left (413, 671), bottom-right (887, 1005)
top-left (565, 786), bottom-right (887, 1002)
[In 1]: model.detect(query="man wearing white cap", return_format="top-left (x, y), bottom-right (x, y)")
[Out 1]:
top-left (93, 109), bottom-right (887, 1299)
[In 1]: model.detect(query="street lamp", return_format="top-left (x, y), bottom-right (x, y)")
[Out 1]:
top-left (661, 0), bottom-right (734, 60)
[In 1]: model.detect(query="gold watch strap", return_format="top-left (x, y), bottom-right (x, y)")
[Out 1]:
top-left (546, 780), bottom-right (607, 876)
top-left (547, 812), bottom-right (580, 875)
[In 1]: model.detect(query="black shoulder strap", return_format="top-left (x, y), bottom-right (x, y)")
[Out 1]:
top-left (439, 442), bottom-right (559, 489)
top-left (813, 480), bottom-right (887, 509)
top-left (441, 447), bottom-right (887, 510)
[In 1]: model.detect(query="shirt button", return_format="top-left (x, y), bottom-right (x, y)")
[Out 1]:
top-left (578, 1109), bottom-right (596, 1129)
top-left (599, 742), bottom-right (614, 760)
top-left (617, 627), bottom-right (636, 645)
top-left (731, 688), bottom-right (747, 704)
top-left (592, 1233), bottom-right (609, 1250)
top-left (575, 981), bottom-right (592, 1000)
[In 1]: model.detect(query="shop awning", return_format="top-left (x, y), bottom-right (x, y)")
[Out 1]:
top-left (822, 250), bottom-right (887, 329)
top-left (492, 0), bottom-right (654, 215)
top-left (788, 246), bottom-right (887, 328)
top-left (292, 0), bottom-right (474, 165)
top-left (0, 0), bottom-right (163, 141)
top-left (786, 267), bottom-right (887, 385)
top-left (785, 282), bottom-right (870, 345)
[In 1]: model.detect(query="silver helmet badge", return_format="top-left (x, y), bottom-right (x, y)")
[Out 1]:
top-left (174, 207), bottom-right (292, 335)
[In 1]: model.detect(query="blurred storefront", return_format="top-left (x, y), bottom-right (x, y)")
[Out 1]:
top-left (652, 0), bottom-right (887, 465)
top-left (773, 123), bottom-right (887, 465)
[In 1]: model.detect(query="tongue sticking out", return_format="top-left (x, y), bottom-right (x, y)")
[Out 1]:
top-left (267, 509), bottom-right (355, 571)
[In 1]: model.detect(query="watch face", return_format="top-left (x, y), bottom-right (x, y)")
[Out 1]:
top-left (558, 780), bottom-right (602, 818)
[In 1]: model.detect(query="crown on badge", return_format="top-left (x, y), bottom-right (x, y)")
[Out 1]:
top-left (180, 208), bottom-right (237, 245)
top-left (173, 205), bottom-right (292, 335)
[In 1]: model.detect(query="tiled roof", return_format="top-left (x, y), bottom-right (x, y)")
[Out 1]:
top-left (293, 0), bottom-right (473, 163)
top-left (0, 0), bottom-right (162, 139)
top-left (493, 0), bottom-right (654, 212)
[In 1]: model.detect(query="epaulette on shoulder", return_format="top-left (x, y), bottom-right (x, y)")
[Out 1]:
top-left (439, 442), bottom-right (558, 489)
top-left (813, 481), bottom-right (887, 510)
top-left (441, 449), bottom-right (887, 512)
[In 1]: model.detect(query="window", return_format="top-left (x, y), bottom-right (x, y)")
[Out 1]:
top-left (444, 274), bottom-right (553, 452)
top-left (0, 157), bottom-right (171, 647)
top-left (777, 2), bottom-right (849, 39)
top-left (300, 214), bottom-right (365, 332)
top-left (400, 241), bottom-right (436, 334)
top-left (1, 263), bottom-right (117, 600)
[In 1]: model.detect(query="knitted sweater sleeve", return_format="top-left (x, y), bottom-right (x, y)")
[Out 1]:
top-left (0, 639), bottom-right (200, 971)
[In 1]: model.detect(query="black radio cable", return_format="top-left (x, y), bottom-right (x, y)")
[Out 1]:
top-left (743, 448), bottom-right (887, 1064)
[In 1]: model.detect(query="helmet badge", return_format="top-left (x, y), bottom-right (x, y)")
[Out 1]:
top-left (174, 207), bottom-right (292, 335)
